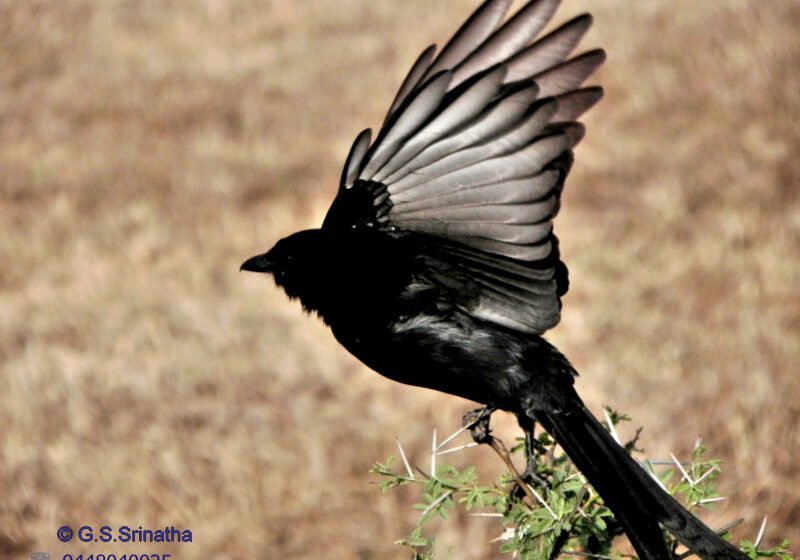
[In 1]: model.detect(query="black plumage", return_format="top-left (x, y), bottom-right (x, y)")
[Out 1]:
top-left (241, 1), bottom-right (747, 558)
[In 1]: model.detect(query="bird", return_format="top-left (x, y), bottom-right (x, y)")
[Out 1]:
top-left (241, 1), bottom-right (748, 558)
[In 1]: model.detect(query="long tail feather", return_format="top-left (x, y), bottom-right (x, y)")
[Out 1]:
top-left (535, 403), bottom-right (748, 559)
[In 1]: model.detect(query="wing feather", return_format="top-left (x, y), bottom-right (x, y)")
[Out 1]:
top-left (382, 85), bottom-right (541, 184)
top-left (384, 45), bottom-right (438, 124)
top-left (341, 128), bottom-right (373, 188)
top-left (394, 195), bottom-right (556, 224)
top-left (551, 87), bottom-right (604, 121)
top-left (533, 49), bottom-right (606, 97)
top-left (389, 133), bottom-right (570, 200)
top-left (400, 220), bottom-right (552, 244)
top-left (390, 171), bottom-right (559, 213)
top-left (373, 66), bottom-right (508, 182)
top-left (387, 100), bottom-right (558, 193)
top-left (360, 71), bottom-right (453, 180)
top-left (424, 0), bottom-right (514, 79)
top-left (327, 0), bottom-right (604, 333)
top-left (452, 0), bottom-right (562, 86)
top-left (506, 14), bottom-right (592, 81)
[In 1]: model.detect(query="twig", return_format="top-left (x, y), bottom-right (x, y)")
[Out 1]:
top-left (487, 437), bottom-right (539, 508)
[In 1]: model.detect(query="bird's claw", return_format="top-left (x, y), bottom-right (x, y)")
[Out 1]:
top-left (462, 406), bottom-right (495, 444)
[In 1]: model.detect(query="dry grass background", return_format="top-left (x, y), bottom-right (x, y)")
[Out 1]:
top-left (1, 1), bottom-right (798, 559)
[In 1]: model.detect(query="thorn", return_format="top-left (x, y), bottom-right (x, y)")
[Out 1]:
top-left (436, 421), bottom-right (472, 451)
top-left (754, 515), bottom-right (767, 548)
top-left (488, 527), bottom-right (516, 543)
top-left (469, 512), bottom-right (504, 518)
top-left (670, 452), bottom-right (694, 485)
top-left (528, 485), bottom-right (558, 520)
top-left (420, 489), bottom-right (452, 518)
top-left (395, 436), bottom-right (415, 479)
top-left (603, 408), bottom-right (622, 445)
top-left (431, 428), bottom-right (437, 475)
top-left (640, 460), bottom-right (669, 492)
top-left (697, 496), bottom-right (727, 504)
top-left (436, 442), bottom-right (480, 456)
top-left (694, 464), bottom-right (719, 485)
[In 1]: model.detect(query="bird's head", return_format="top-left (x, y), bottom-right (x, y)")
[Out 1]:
top-left (240, 229), bottom-right (326, 301)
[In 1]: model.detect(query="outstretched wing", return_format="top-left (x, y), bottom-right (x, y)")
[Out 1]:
top-left (322, 0), bottom-right (604, 334)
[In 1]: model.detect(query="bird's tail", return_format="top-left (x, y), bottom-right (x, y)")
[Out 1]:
top-left (535, 403), bottom-right (747, 560)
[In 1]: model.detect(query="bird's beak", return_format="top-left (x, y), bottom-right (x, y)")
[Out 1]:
top-left (240, 252), bottom-right (274, 273)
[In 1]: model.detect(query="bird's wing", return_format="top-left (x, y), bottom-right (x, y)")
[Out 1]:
top-left (322, 0), bottom-right (604, 334)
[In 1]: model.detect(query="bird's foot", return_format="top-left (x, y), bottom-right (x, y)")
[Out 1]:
top-left (462, 406), bottom-right (496, 445)
top-left (520, 464), bottom-right (551, 490)
top-left (460, 407), bottom-right (541, 506)
top-left (507, 462), bottom-right (551, 501)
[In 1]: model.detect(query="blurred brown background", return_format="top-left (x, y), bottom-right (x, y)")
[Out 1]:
top-left (1, 1), bottom-right (798, 559)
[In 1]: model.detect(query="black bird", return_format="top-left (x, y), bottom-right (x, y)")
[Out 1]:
top-left (242, 1), bottom-right (747, 558)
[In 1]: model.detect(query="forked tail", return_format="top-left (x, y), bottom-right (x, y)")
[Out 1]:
top-left (535, 403), bottom-right (747, 559)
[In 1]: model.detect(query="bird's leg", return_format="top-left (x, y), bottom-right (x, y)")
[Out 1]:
top-left (462, 406), bottom-right (539, 505)
top-left (516, 414), bottom-right (550, 489)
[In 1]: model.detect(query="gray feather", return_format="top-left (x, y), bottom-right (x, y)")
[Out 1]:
top-left (450, 235), bottom-right (553, 261)
top-left (551, 87), bottom-right (604, 121)
top-left (373, 66), bottom-right (507, 182)
top-left (435, 242), bottom-right (556, 280)
top-left (533, 49), bottom-right (606, 97)
top-left (470, 292), bottom-right (559, 333)
top-left (424, 0), bottom-right (513, 79)
top-left (397, 219), bottom-right (552, 244)
top-left (506, 14), bottom-right (593, 81)
top-left (384, 45), bottom-right (437, 124)
top-left (341, 128), bottom-right (372, 188)
top-left (388, 100), bottom-right (558, 193)
top-left (460, 263), bottom-right (555, 294)
top-left (390, 133), bottom-right (569, 199)
top-left (360, 71), bottom-right (452, 180)
top-left (548, 122), bottom-right (585, 148)
top-left (472, 278), bottom-right (557, 312)
top-left (391, 171), bottom-right (559, 213)
top-left (452, 0), bottom-right (562, 87)
top-left (393, 195), bottom-right (556, 224)
top-left (383, 85), bottom-right (540, 185)
top-left (472, 273), bottom-right (558, 305)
